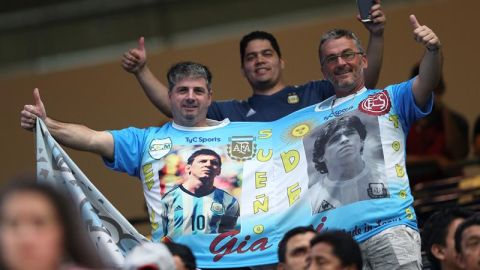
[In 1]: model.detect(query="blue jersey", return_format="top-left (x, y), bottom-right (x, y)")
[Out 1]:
top-left (161, 185), bottom-right (239, 239)
top-left (207, 80), bottom-right (335, 121)
top-left (103, 78), bottom-right (432, 268)
top-left (283, 78), bottom-right (433, 242)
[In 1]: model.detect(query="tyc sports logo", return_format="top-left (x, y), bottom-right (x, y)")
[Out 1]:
top-left (227, 136), bottom-right (256, 161)
top-left (148, 138), bottom-right (172, 159)
top-left (358, 90), bottom-right (391, 116)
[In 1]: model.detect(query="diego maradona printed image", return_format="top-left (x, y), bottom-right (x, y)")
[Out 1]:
top-left (161, 148), bottom-right (240, 238)
top-left (303, 112), bottom-right (389, 214)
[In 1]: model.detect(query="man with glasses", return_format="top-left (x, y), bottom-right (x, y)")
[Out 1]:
top-left (309, 14), bottom-right (442, 269)
top-left (121, 1), bottom-right (386, 121)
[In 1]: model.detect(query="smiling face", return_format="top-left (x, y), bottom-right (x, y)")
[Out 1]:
top-left (241, 39), bottom-right (285, 93)
top-left (0, 192), bottom-right (64, 270)
top-left (169, 77), bottom-right (212, 127)
top-left (320, 37), bottom-right (367, 97)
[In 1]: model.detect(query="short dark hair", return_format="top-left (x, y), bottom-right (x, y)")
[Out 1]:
top-left (422, 207), bottom-right (474, 270)
top-left (0, 178), bottom-right (104, 269)
top-left (455, 213), bottom-right (480, 254)
top-left (278, 226), bottom-right (316, 263)
top-left (312, 115), bottom-right (367, 173)
top-left (167, 61), bottom-right (212, 91)
top-left (310, 231), bottom-right (362, 270)
top-left (187, 149), bottom-right (222, 168)
top-left (165, 242), bottom-right (196, 270)
top-left (318, 29), bottom-right (365, 65)
top-left (240, 31), bottom-right (282, 64)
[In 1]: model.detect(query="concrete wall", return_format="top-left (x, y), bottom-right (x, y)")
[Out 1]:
top-left (1, 0), bottom-right (478, 231)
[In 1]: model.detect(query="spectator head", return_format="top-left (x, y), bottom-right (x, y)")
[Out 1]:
top-left (455, 214), bottom-right (480, 270)
top-left (239, 31), bottom-right (285, 93)
top-left (165, 242), bottom-right (196, 270)
top-left (422, 207), bottom-right (474, 270)
top-left (167, 61), bottom-right (212, 92)
top-left (318, 29), bottom-right (367, 95)
top-left (0, 178), bottom-right (104, 270)
top-left (309, 231), bottom-right (362, 270)
top-left (240, 31), bottom-right (282, 65)
top-left (277, 226), bottom-right (316, 270)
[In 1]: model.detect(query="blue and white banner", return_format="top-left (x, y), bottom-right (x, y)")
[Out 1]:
top-left (35, 119), bottom-right (148, 267)
top-left (34, 81), bottom-right (425, 268)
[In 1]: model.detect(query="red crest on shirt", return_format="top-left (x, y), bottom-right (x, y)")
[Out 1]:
top-left (358, 90), bottom-right (391, 116)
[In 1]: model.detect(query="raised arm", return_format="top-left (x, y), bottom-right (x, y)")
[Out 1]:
top-left (122, 37), bottom-right (172, 117)
top-left (410, 15), bottom-right (442, 108)
top-left (362, 0), bottom-right (385, 89)
top-left (21, 88), bottom-right (114, 160)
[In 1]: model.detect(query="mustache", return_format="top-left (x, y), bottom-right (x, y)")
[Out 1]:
top-left (333, 66), bottom-right (352, 75)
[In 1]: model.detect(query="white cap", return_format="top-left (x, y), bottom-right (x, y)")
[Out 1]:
top-left (123, 242), bottom-right (176, 270)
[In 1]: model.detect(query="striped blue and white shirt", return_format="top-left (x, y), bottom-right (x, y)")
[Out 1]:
top-left (161, 185), bottom-right (240, 239)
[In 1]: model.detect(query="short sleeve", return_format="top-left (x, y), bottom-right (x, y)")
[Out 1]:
top-left (103, 127), bottom-right (148, 177)
top-left (386, 77), bottom-right (434, 133)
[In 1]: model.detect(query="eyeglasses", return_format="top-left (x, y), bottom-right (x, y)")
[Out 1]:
top-left (322, 51), bottom-right (363, 65)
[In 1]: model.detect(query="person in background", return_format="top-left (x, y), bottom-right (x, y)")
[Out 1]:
top-left (473, 116), bottom-right (480, 158)
top-left (454, 214), bottom-right (480, 270)
top-left (0, 178), bottom-right (104, 270)
top-left (277, 226), bottom-right (316, 270)
top-left (422, 207), bottom-right (474, 270)
top-left (308, 231), bottom-right (362, 270)
top-left (165, 242), bottom-right (197, 270)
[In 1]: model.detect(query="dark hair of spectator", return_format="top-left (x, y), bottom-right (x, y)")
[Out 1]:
top-left (422, 207), bottom-right (474, 270)
top-left (455, 213), bottom-right (480, 253)
top-left (310, 230), bottom-right (362, 269)
top-left (165, 242), bottom-right (197, 270)
top-left (166, 61), bottom-right (212, 91)
top-left (277, 226), bottom-right (316, 263)
top-left (240, 31), bottom-right (282, 65)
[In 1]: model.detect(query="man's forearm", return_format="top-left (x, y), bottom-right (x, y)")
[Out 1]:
top-left (136, 66), bottom-right (172, 117)
top-left (44, 117), bottom-right (114, 159)
top-left (415, 49), bottom-right (443, 107)
top-left (364, 33), bottom-right (384, 89)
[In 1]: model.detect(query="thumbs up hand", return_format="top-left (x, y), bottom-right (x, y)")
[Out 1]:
top-left (122, 36), bottom-right (147, 74)
top-left (410, 15), bottom-right (441, 52)
top-left (21, 88), bottom-right (47, 131)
